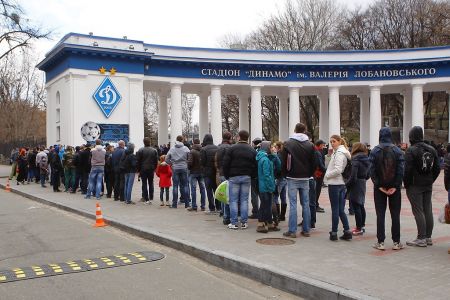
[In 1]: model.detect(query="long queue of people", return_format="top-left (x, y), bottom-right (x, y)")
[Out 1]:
top-left (7, 123), bottom-right (449, 253)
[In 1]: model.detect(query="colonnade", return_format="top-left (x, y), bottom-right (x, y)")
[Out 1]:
top-left (157, 83), bottom-right (428, 147)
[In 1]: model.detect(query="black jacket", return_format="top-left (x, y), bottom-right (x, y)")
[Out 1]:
top-left (120, 148), bottom-right (137, 174)
top-left (78, 148), bottom-right (92, 173)
top-left (369, 127), bottom-right (405, 188)
top-left (216, 141), bottom-right (232, 177)
top-left (188, 144), bottom-right (203, 175)
top-left (403, 126), bottom-right (440, 188)
top-left (345, 152), bottom-right (370, 205)
top-left (200, 134), bottom-right (218, 178)
top-left (136, 146), bottom-right (158, 173)
top-left (222, 141), bottom-right (257, 179)
top-left (281, 135), bottom-right (316, 179)
top-left (444, 153), bottom-right (450, 191)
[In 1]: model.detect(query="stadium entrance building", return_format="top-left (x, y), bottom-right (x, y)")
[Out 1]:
top-left (38, 33), bottom-right (450, 147)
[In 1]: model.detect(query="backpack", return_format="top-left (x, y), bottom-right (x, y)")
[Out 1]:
top-left (377, 145), bottom-right (398, 187)
top-left (342, 158), bottom-right (352, 180)
top-left (415, 144), bottom-right (434, 175)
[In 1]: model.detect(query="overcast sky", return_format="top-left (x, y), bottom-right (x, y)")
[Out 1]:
top-left (23, 0), bottom-right (373, 59)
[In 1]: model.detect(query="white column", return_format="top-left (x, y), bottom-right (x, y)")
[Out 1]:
top-left (369, 86), bottom-right (382, 148)
top-left (288, 87), bottom-right (300, 134)
top-left (251, 85), bottom-right (263, 141)
top-left (318, 93), bottom-right (329, 142)
top-left (210, 85), bottom-right (222, 145)
top-left (358, 93), bottom-right (370, 144)
top-left (402, 91), bottom-right (412, 144)
top-left (129, 78), bottom-right (145, 148)
top-left (238, 94), bottom-right (249, 131)
top-left (411, 84), bottom-right (424, 129)
top-left (278, 96), bottom-right (289, 141)
top-left (198, 92), bottom-right (209, 140)
top-left (158, 92), bottom-right (169, 146)
top-left (328, 86), bottom-right (340, 137)
top-left (170, 83), bottom-right (182, 146)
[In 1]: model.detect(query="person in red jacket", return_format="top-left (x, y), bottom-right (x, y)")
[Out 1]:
top-left (156, 155), bottom-right (172, 206)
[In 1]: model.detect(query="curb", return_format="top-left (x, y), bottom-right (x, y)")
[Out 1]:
top-left (1, 184), bottom-right (378, 300)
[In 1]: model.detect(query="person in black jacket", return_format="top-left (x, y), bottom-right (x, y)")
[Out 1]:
top-left (120, 142), bottom-right (137, 204)
top-left (404, 126), bottom-right (440, 247)
top-left (201, 134), bottom-right (220, 213)
top-left (136, 137), bottom-right (158, 204)
top-left (281, 123), bottom-right (316, 238)
top-left (104, 144), bottom-right (115, 198)
top-left (187, 138), bottom-right (206, 211)
top-left (78, 145), bottom-right (91, 194)
top-left (215, 131), bottom-right (233, 224)
top-left (112, 140), bottom-right (126, 201)
top-left (49, 147), bottom-right (63, 192)
top-left (369, 127), bottom-right (405, 251)
top-left (222, 130), bottom-right (257, 229)
top-left (345, 142), bottom-right (370, 236)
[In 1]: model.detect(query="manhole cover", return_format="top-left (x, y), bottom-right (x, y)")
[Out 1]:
top-left (256, 238), bottom-right (295, 246)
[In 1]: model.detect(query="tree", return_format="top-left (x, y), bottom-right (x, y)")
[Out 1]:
top-left (182, 94), bottom-right (196, 139)
top-left (1, 0), bottom-right (51, 60)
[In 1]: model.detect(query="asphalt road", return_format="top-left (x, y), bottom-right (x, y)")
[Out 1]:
top-left (0, 191), bottom-right (301, 300)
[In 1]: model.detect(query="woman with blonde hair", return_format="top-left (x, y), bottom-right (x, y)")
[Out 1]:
top-left (345, 142), bottom-right (370, 236)
top-left (324, 135), bottom-right (352, 241)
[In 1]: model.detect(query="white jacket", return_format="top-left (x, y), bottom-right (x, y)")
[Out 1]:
top-left (324, 145), bottom-right (351, 185)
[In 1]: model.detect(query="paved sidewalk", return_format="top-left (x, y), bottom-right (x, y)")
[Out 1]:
top-left (1, 169), bottom-right (449, 299)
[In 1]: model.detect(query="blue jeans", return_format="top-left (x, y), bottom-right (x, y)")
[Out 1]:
top-left (172, 169), bottom-right (189, 208)
top-left (190, 174), bottom-right (206, 209)
top-left (140, 169), bottom-right (154, 201)
top-left (124, 172), bottom-right (135, 203)
top-left (287, 179), bottom-right (310, 233)
top-left (86, 166), bottom-right (104, 199)
top-left (328, 185), bottom-right (350, 233)
top-left (228, 175), bottom-right (251, 225)
top-left (40, 174), bottom-right (46, 186)
top-left (273, 178), bottom-right (287, 204)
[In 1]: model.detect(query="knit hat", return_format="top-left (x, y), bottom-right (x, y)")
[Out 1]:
top-left (259, 141), bottom-right (271, 153)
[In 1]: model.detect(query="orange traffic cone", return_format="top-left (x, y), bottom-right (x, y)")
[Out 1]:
top-left (93, 202), bottom-right (107, 227)
top-left (5, 179), bottom-right (11, 192)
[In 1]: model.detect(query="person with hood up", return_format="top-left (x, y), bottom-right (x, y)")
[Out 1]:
top-left (156, 155), bottom-right (172, 206)
top-left (187, 138), bottom-right (206, 211)
top-left (324, 135), bottom-right (352, 241)
top-left (256, 141), bottom-right (280, 233)
top-left (404, 126), bottom-right (440, 247)
top-left (201, 134), bottom-right (220, 213)
top-left (120, 142), bottom-right (137, 204)
top-left (166, 135), bottom-right (190, 208)
top-left (49, 146), bottom-right (63, 192)
top-left (281, 123), bottom-right (316, 238)
top-left (345, 142), bottom-right (370, 236)
top-left (369, 127), bottom-right (405, 250)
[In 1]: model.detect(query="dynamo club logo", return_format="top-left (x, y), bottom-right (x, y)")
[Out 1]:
top-left (92, 77), bottom-right (122, 118)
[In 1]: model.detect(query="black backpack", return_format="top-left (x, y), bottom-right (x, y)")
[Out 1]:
top-left (342, 158), bottom-right (352, 180)
top-left (415, 144), bottom-right (434, 175)
top-left (376, 145), bottom-right (398, 187)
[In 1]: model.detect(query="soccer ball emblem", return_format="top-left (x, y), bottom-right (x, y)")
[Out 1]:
top-left (80, 121), bottom-right (101, 142)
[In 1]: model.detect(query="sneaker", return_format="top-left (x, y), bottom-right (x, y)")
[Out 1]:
top-left (316, 206), bottom-right (325, 213)
top-left (406, 239), bottom-right (427, 247)
top-left (392, 242), bottom-right (405, 250)
top-left (373, 242), bottom-right (385, 251)
top-left (329, 232), bottom-right (338, 241)
top-left (241, 223), bottom-right (248, 229)
top-left (200, 207), bottom-right (206, 211)
top-left (145, 201), bottom-right (152, 205)
top-left (223, 219), bottom-right (231, 225)
top-left (205, 210), bottom-right (216, 215)
top-left (84, 196), bottom-right (91, 199)
top-left (256, 223), bottom-right (268, 233)
top-left (187, 207), bottom-right (197, 212)
top-left (426, 238), bottom-right (433, 246)
top-left (228, 223), bottom-right (239, 230)
top-left (283, 231), bottom-right (297, 238)
top-left (339, 231), bottom-right (352, 241)
top-left (126, 201), bottom-right (136, 205)
top-left (301, 231), bottom-right (311, 237)
top-left (165, 201), bottom-right (170, 206)
top-left (351, 228), bottom-right (364, 236)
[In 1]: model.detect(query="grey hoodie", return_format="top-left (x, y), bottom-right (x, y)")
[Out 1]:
top-left (166, 141), bottom-right (190, 170)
